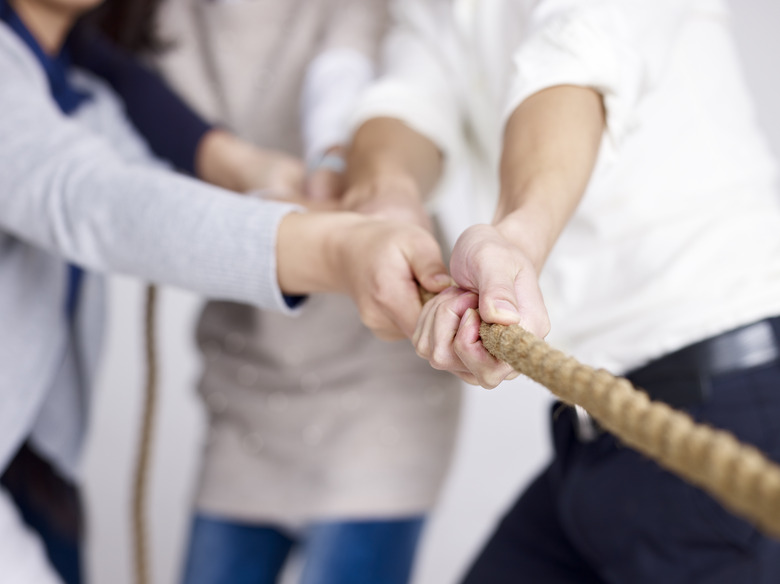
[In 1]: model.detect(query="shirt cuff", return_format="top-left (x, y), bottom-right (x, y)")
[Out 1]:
top-left (302, 48), bottom-right (374, 167)
top-left (503, 12), bottom-right (642, 151)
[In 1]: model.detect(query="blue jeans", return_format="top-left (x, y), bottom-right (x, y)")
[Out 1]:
top-left (463, 358), bottom-right (780, 584)
top-left (181, 514), bottom-right (425, 584)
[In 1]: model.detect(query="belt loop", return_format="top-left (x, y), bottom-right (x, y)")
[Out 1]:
top-left (574, 405), bottom-right (599, 442)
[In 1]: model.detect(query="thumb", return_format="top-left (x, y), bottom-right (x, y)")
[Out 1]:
top-left (475, 267), bottom-right (521, 325)
top-left (408, 238), bottom-right (451, 294)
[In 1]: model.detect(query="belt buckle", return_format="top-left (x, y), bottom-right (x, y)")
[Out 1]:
top-left (574, 405), bottom-right (600, 442)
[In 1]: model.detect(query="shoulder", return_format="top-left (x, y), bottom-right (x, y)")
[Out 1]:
top-left (69, 70), bottom-right (159, 166)
top-left (0, 22), bottom-right (48, 89)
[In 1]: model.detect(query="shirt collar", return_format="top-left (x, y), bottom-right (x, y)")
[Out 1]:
top-left (0, 0), bottom-right (90, 114)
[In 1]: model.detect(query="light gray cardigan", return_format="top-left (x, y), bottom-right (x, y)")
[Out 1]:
top-left (0, 22), bottom-right (300, 480)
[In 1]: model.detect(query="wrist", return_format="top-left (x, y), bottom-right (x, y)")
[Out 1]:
top-left (309, 145), bottom-right (347, 174)
top-left (345, 167), bottom-right (423, 209)
top-left (276, 211), bottom-right (364, 295)
top-left (493, 208), bottom-right (552, 273)
top-left (196, 129), bottom-right (254, 192)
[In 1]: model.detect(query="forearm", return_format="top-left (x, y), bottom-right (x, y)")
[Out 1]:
top-left (195, 129), bottom-right (259, 192)
top-left (346, 117), bottom-right (443, 199)
top-left (276, 212), bottom-right (357, 295)
top-left (196, 129), bottom-right (304, 196)
top-left (496, 85), bottom-right (605, 270)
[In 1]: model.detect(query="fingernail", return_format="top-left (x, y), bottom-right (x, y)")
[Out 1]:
top-left (463, 308), bottom-right (478, 327)
top-left (492, 300), bottom-right (520, 316)
top-left (433, 274), bottom-right (453, 287)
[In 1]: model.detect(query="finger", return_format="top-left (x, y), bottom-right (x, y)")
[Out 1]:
top-left (413, 286), bottom-right (469, 358)
top-left (428, 294), bottom-right (477, 372)
top-left (413, 291), bottom-right (440, 359)
top-left (358, 275), bottom-right (415, 341)
top-left (474, 265), bottom-right (523, 326)
top-left (360, 311), bottom-right (406, 341)
top-left (453, 309), bottom-right (516, 389)
top-left (307, 169), bottom-right (343, 202)
top-left (407, 236), bottom-right (451, 294)
top-left (512, 272), bottom-right (552, 339)
top-left (456, 371), bottom-right (481, 386)
top-left (373, 326), bottom-right (406, 342)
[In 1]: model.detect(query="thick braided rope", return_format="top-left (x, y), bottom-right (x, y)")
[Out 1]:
top-left (479, 321), bottom-right (780, 538)
top-left (133, 284), bottom-right (158, 584)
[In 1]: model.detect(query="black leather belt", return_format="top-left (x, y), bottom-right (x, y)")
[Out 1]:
top-left (573, 317), bottom-right (780, 442)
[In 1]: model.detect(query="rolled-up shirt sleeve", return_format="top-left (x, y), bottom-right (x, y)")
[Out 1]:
top-left (302, 48), bottom-right (375, 166)
top-left (303, 0), bottom-right (390, 165)
top-left (504, 0), bottom-right (704, 145)
top-left (350, 0), bottom-right (464, 165)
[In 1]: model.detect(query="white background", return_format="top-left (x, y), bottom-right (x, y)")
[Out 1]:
top-left (82, 2), bottom-right (780, 583)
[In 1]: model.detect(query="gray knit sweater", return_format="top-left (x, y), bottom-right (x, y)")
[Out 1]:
top-left (0, 21), bottom-right (300, 482)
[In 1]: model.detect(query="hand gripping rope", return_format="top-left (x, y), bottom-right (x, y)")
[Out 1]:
top-left (417, 287), bottom-right (780, 537)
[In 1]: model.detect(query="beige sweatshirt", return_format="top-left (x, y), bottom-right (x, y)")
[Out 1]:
top-left (155, 0), bottom-right (463, 523)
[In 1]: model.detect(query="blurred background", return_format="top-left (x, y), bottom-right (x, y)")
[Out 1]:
top-left (81, 1), bottom-right (780, 583)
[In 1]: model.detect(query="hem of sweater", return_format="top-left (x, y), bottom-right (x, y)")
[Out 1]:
top-left (192, 487), bottom-right (442, 525)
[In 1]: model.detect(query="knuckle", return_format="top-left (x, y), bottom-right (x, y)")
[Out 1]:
top-left (414, 338), bottom-right (431, 360)
top-left (358, 303), bottom-right (385, 333)
top-left (452, 333), bottom-right (471, 356)
top-left (478, 374), bottom-right (501, 390)
top-left (460, 374), bottom-right (480, 386)
top-left (430, 347), bottom-right (454, 371)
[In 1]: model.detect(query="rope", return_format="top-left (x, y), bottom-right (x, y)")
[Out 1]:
top-left (477, 320), bottom-right (780, 537)
top-left (133, 284), bottom-right (158, 584)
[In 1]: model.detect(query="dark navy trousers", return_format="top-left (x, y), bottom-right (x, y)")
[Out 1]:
top-left (0, 443), bottom-right (83, 584)
top-left (464, 359), bottom-right (780, 583)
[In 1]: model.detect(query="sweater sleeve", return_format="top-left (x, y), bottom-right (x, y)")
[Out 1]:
top-left (71, 28), bottom-right (212, 175)
top-left (0, 25), bottom-right (299, 314)
top-left (505, 0), bottom-right (714, 145)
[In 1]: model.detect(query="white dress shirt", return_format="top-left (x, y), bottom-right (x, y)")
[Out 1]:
top-left (353, 0), bottom-right (780, 374)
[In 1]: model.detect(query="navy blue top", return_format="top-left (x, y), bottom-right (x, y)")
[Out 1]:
top-left (71, 28), bottom-right (212, 176)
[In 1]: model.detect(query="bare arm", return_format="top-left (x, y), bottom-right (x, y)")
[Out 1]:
top-left (415, 85), bottom-right (605, 387)
top-left (494, 85), bottom-right (605, 270)
top-left (343, 117), bottom-right (443, 227)
top-left (195, 129), bottom-right (305, 197)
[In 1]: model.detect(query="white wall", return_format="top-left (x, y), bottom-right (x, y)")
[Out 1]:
top-left (81, 2), bottom-right (780, 583)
